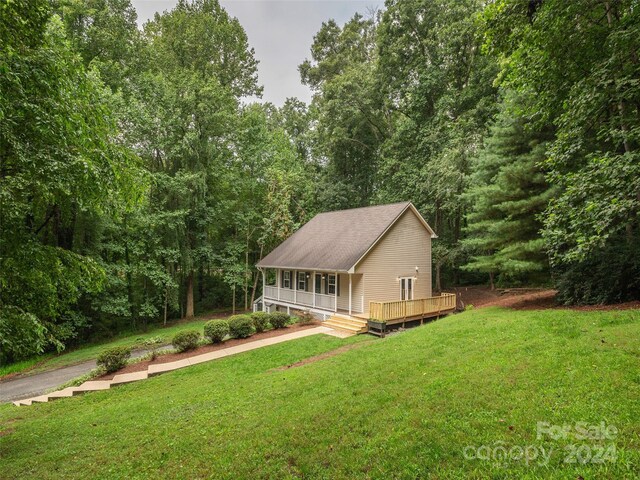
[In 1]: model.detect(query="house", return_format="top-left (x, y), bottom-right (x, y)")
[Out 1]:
top-left (255, 202), bottom-right (456, 333)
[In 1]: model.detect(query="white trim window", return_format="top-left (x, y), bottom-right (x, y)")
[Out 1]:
top-left (283, 270), bottom-right (291, 289)
top-left (297, 271), bottom-right (307, 291)
top-left (328, 274), bottom-right (336, 295)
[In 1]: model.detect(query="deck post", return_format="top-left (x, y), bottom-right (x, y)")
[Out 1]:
top-left (334, 271), bottom-right (338, 312)
top-left (348, 273), bottom-right (352, 316)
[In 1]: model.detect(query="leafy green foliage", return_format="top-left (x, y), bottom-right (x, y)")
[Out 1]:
top-left (462, 93), bottom-right (555, 285)
top-left (172, 330), bottom-right (201, 352)
top-left (96, 346), bottom-right (132, 373)
top-left (227, 315), bottom-right (254, 339)
top-left (204, 320), bottom-right (230, 344)
top-left (250, 312), bottom-right (271, 333)
top-left (269, 312), bottom-right (290, 329)
top-left (0, 307), bottom-right (47, 364)
top-left (483, 0), bottom-right (640, 303)
top-left (0, 8), bottom-right (143, 355)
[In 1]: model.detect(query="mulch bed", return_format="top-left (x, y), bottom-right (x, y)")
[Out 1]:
top-left (98, 321), bottom-right (322, 380)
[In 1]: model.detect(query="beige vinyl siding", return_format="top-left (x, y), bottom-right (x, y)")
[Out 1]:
top-left (337, 273), bottom-right (364, 313)
top-left (355, 209), bottom-right (432, 313)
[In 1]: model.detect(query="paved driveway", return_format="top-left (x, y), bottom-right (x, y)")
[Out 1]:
top-left (0, 347), bottom-right (171, 403)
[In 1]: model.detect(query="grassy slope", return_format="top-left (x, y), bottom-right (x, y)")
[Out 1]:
top-left (0, 313), bottom-right (227, 377)
top-left (0, 307), bottom-right (638, 479)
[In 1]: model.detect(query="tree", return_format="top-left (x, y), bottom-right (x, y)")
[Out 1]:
top-left (462, 93), bottom-right (555, 287)
top-left (140, 0), bottom-right (260, 318)
top-left (484, 0), bottom-right (640, 303)
top-left (375, 0), bottom-right (499, 287)
top-left (0, 8), bottom-right (143, 361)
top-left (301, 13), bottom-right (388, 208)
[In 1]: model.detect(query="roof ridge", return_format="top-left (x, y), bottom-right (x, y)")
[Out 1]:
top-left (315, 201), bottom-right (411, 216)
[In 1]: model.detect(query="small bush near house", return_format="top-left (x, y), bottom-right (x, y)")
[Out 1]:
top-left (172, 330), bottom-right (201, 352)
top-left (296, 310), bottom-right (315, 324)
top-left (204, 319), bottom-right (229, 343)
top-left (250, 312), bottom-right (271, 333)
top-left (269, 312), bottom-right (290, 329)
top-left (96, 346), bottom-right (132, 373)
top-left (228, 315), bottom-right (255, 338)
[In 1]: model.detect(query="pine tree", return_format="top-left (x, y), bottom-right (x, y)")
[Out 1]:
top-left (462, 94), bottom-right (555, 287)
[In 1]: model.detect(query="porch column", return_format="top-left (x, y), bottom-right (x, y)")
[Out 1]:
top-left (294, 270), bottom-right (297, 304)
top-left (277, 269), bottom-right (280, 301)
top-left (312, 271), bottom-right (316, 307)
top-left (348, 273), bottom-right (352, 316)
top-left (334, 271), bottom-right (338, 312)
top-left (262, 269), bottom-right (266, 312)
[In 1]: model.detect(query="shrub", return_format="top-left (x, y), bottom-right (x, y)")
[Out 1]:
top-left (269, 312), bottom-right (290, 329)
top-left (172, 330), bottom-right (201, 352)
top-left (296, 310), bottom-right (315, 324)
top-left (204, 319), bottom-right (229, 343)
top-left (228, 315), bottom-right (254, 338)
top-left (96, 346), bottom-right (131, 373)
top-left (250, 311), bottom-right (271, 333)
top-left (142, 336), bottom-right (164, 347)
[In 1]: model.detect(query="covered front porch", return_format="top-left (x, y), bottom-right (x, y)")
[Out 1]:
top-left (261, 268), bottom-right (364, 316)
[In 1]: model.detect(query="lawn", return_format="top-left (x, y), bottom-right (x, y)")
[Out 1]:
top-left (0, 307), bottom-right (638, 479)
top-left (0, 310), bottom-right (231, 377)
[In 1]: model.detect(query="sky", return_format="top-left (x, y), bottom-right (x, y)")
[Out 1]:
top-left (131, 0), bottom-right (384, 105)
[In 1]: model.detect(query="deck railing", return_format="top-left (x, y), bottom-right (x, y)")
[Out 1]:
top-left (369, 293), bottom-right (457, 322)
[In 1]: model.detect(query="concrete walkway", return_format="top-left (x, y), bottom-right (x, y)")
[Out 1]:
top-left (0, 346), bottom-right (173, 404)
top-left (11, 327), bottom-right (336, 407)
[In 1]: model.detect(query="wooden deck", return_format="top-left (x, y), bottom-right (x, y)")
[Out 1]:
top-left (323, 293), bottom-right (457, 335)
top-left (368, 293), bottom-right (457, 325)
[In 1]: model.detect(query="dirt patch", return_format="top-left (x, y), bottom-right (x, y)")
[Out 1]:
top-left (98, 322), bottom-right (321, 380)
top-left (270, 341), bottom-right (374, 372)
top-left (0, 427), bottom-right (15, 437)
top-left (452, 286), bottom-right (640, 312)
top-left (480, 290), bottom-right (558, 310)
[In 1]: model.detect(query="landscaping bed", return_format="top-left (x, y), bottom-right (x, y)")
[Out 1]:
top-left (98, 321), bottom-right (320, 380)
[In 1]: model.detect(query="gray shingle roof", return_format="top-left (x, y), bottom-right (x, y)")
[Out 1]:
top-left (257, 202), bottom-right (434, 271)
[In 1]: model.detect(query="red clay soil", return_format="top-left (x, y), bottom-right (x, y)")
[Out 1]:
top-left (98, 322), bottom-right (321, 380)
top-left (452, 286), bottom-right (640, 312)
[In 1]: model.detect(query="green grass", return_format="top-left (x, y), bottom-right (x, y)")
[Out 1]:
top-left (1, 307), bottom-right (639, 479)
top-left (0, 311), bottom-right (229, 377)
top-left (0, 354), bottom-right (57, 378)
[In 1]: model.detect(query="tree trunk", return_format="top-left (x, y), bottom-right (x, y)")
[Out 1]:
top-left (163, 285), bottom-right (168, 326)
top-left (489, 272), bottom-right (495, 291)
top-left (244, 234), bottom-right (249, 310)
top-left (435, 262), bottom-right (442, 293)
top-left (250, 245), bottom-right (263, 306)
top-left (185, 271), bottom-right (194, 318)
top-left (232, 284), bottom-right (236, 315)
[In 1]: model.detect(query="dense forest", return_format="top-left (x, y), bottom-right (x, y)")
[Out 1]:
top-left (1, 0), bottom-right (639, 363)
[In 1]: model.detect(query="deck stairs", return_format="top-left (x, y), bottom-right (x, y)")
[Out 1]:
top-left (323, 314), bottom-right (368, 334)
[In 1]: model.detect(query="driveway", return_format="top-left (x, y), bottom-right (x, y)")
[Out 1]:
top-left (0, 347), bottom-right (172, 403)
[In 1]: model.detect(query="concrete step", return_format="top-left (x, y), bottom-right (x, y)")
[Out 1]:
top-left (72, 381), bottom-right (112, 395)
top-left (111, 371), bottom-right (148, 385)
top-left (47, 387), bottom-right (78, 399)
